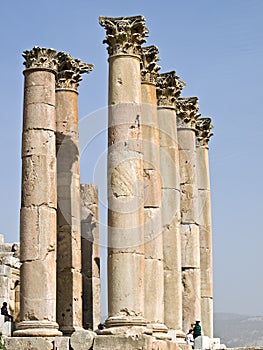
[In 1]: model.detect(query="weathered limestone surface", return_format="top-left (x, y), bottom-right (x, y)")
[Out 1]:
top-left (56, 52), bottom-right (93, 335)
top-left (177, 97), bottom-right (201, 332)
top-left (3, 337), bottom-right (54, 350)
top-left (80, 184), bottom-right (101, 330)
top-left (70, 329), bottom-right (96, 350)
top-left (141, 45), bottom-right (166, 334)
top-left (93, 334), bottom-right (181, 350)
top-left (156, 71), bottom-right (185, 339)
top-left (196, 117), bottom-right (214, 338)
top-left (100, 15), bottom-right (148, 327)
top-left (16, 47), bottom-right (61, 336)
top-left (0, 234), bottom-right (20, 322)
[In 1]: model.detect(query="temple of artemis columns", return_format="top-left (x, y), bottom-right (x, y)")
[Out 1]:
top-left (1, 14), bottom-right (218, 350)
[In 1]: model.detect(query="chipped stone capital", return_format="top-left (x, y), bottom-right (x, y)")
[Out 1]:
top-left (99, 15), bottom-right (149, 57)
top-left (140, 45), bottom-right (160, 84)
top-left (156, 71), bottom-right (185, 107)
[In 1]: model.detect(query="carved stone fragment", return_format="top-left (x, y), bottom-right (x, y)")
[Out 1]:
top-left (99, 16), bottom-right (149, 56)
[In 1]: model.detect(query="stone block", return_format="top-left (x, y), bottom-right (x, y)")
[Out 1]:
top-left (70, 329), bottom-right (96, 350)
top-left (107, 252), bottom-right (144, 316)
top-left (93, 333), bottom-right (152, 350)
top-left (159, 146), bottom-right (180, 189)
top-left (163, 269), bottom-right (182, 330)
top-left (22, 130), bottom-right (56, 158)
top-left (158, 109), bottom-right (177, 148)
top-left (108, 213), bottom-right (144, 251)
top-left (56, 90), bottom-right (78, 134)
top-left (182, 268), bottom-right (201, 331)
top-left (142, 138), bottom-right (161, 172)
top-left (20, 206), bottom-right (56, 262)
top-left (20, 261), bottom-right (56, 321)
top-left (181, 224), bottom-right (200, 268)
top-left (201, 297), bottom-right (213, 338)
top-left (161, 188), bottom-right (180, 227)
top-left (162, 217), bottom-right (181, 269)
top-left (23, 103), bottom-right (56, 131)
top-left (24, 85), bottom-right (56, 106)
top-left (83, 276), bottom-right (101, 330)
top-left (144, 207), bottom-right (162, 258)
top-left (196, 147), bottom-right (210, 189)
top-left (198, 190), bottom-right (211, 227)
top-left (153, 339), bottom-right (180, 350)
top-left (24, 70), bottom-right (56, 89)
top-left (21, 154), bottom-right (57, 207)
top-left (54, 336), bottom-right (70, 350)
top-left (144, 169), bottom-right (162, 207)
top-left (179, 149), bottom-right (197, 184)
top-left (180, 183), bottom-right (198, 223)
top-left (194, 335), bottom-right (210, 349)
top-left (144, 258), bottom-right (164, 322)
top-left (177, 128), bottom-right (196, 151)
top-left (3, 336), bottom-right (54, 350)
top-left (108, 56), bottom-right (141, 104)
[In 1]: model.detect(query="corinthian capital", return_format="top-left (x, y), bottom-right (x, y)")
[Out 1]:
top-left (140, 45), bottom-right (160, 84)
top-left (156, 71), bottom-right (185, 107)
top-left (99, 15), bottom-right (149, 56)
top-left (56, 52), bottom-right (94, 91)
top-left (176, 97), bottom-right (200, 128)
top-left (196, 117), bottom-right (214, 146)
top-left (22, 46), bottom-right (58, 70)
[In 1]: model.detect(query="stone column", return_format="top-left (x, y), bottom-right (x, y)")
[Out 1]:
top-left (56, 52), bottom-right (93, 334)
top-left (140, 46), bottom-right (167, 335)
top-left (99, 16), bottom-right (148, 327)
top-left (80, 184), bottom-right (101, 331)
top-left (176, 97), bottom-right (201, 333)
top-left (156, 72), bottom-right (185, 341)
top-left (15, 47), bottom-right (61, 336)
top-left (196, 118), bottom-right (214, 338)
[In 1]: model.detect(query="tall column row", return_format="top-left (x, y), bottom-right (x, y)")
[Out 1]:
top-left (16, 47), bottom-right (94, 337)
top-left (100, 15), bottom-right (215, 339)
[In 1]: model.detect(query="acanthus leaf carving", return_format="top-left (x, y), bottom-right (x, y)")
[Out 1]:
top-left (196, 117), bottom-right (214, 146)
top-left (22, 46), bottom-right (58, 70)
top-left (56, 52), bottom-right (94, 91)
top-left (176, 97), bottom-right (200, 128)
top-left (140, 45), bottom-right (160, 84)
top-left (99, 16), bottom-right (149, 56)
top-left (156, 71), bottom-right (185, 107)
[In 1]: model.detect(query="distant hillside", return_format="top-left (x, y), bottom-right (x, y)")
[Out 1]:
top-left (214, 312), bottom-right (263, 347)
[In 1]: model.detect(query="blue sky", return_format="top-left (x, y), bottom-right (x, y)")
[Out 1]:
top-left (1, 0), bottom-right (263, 318)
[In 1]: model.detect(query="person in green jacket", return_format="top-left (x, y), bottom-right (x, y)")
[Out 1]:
top-left (193, 320), bottom-right (202, 339)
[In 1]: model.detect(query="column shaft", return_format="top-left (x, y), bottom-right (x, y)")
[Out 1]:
top-left (156, 72), bottom-right (185, 341)
top-left (100, 16), bottom-right (148, 327)
top-left (141, 46), bottom-right (166, 334)
top-left (177, 97), bottom-right (201, 333)
top-left (196, 118), bottom-right (214, 338)
top-left (56, 52), bottom-right (93, 334)
top-left (80, 184), bottom-right (101, 331)
top-left (56, 89), bottom-right (82, 334)
top-left (15, 47), bottom-right (61, 336)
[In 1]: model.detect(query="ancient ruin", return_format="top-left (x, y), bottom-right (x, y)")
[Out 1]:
top-left (1, 15), bottom-right (218, 350)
